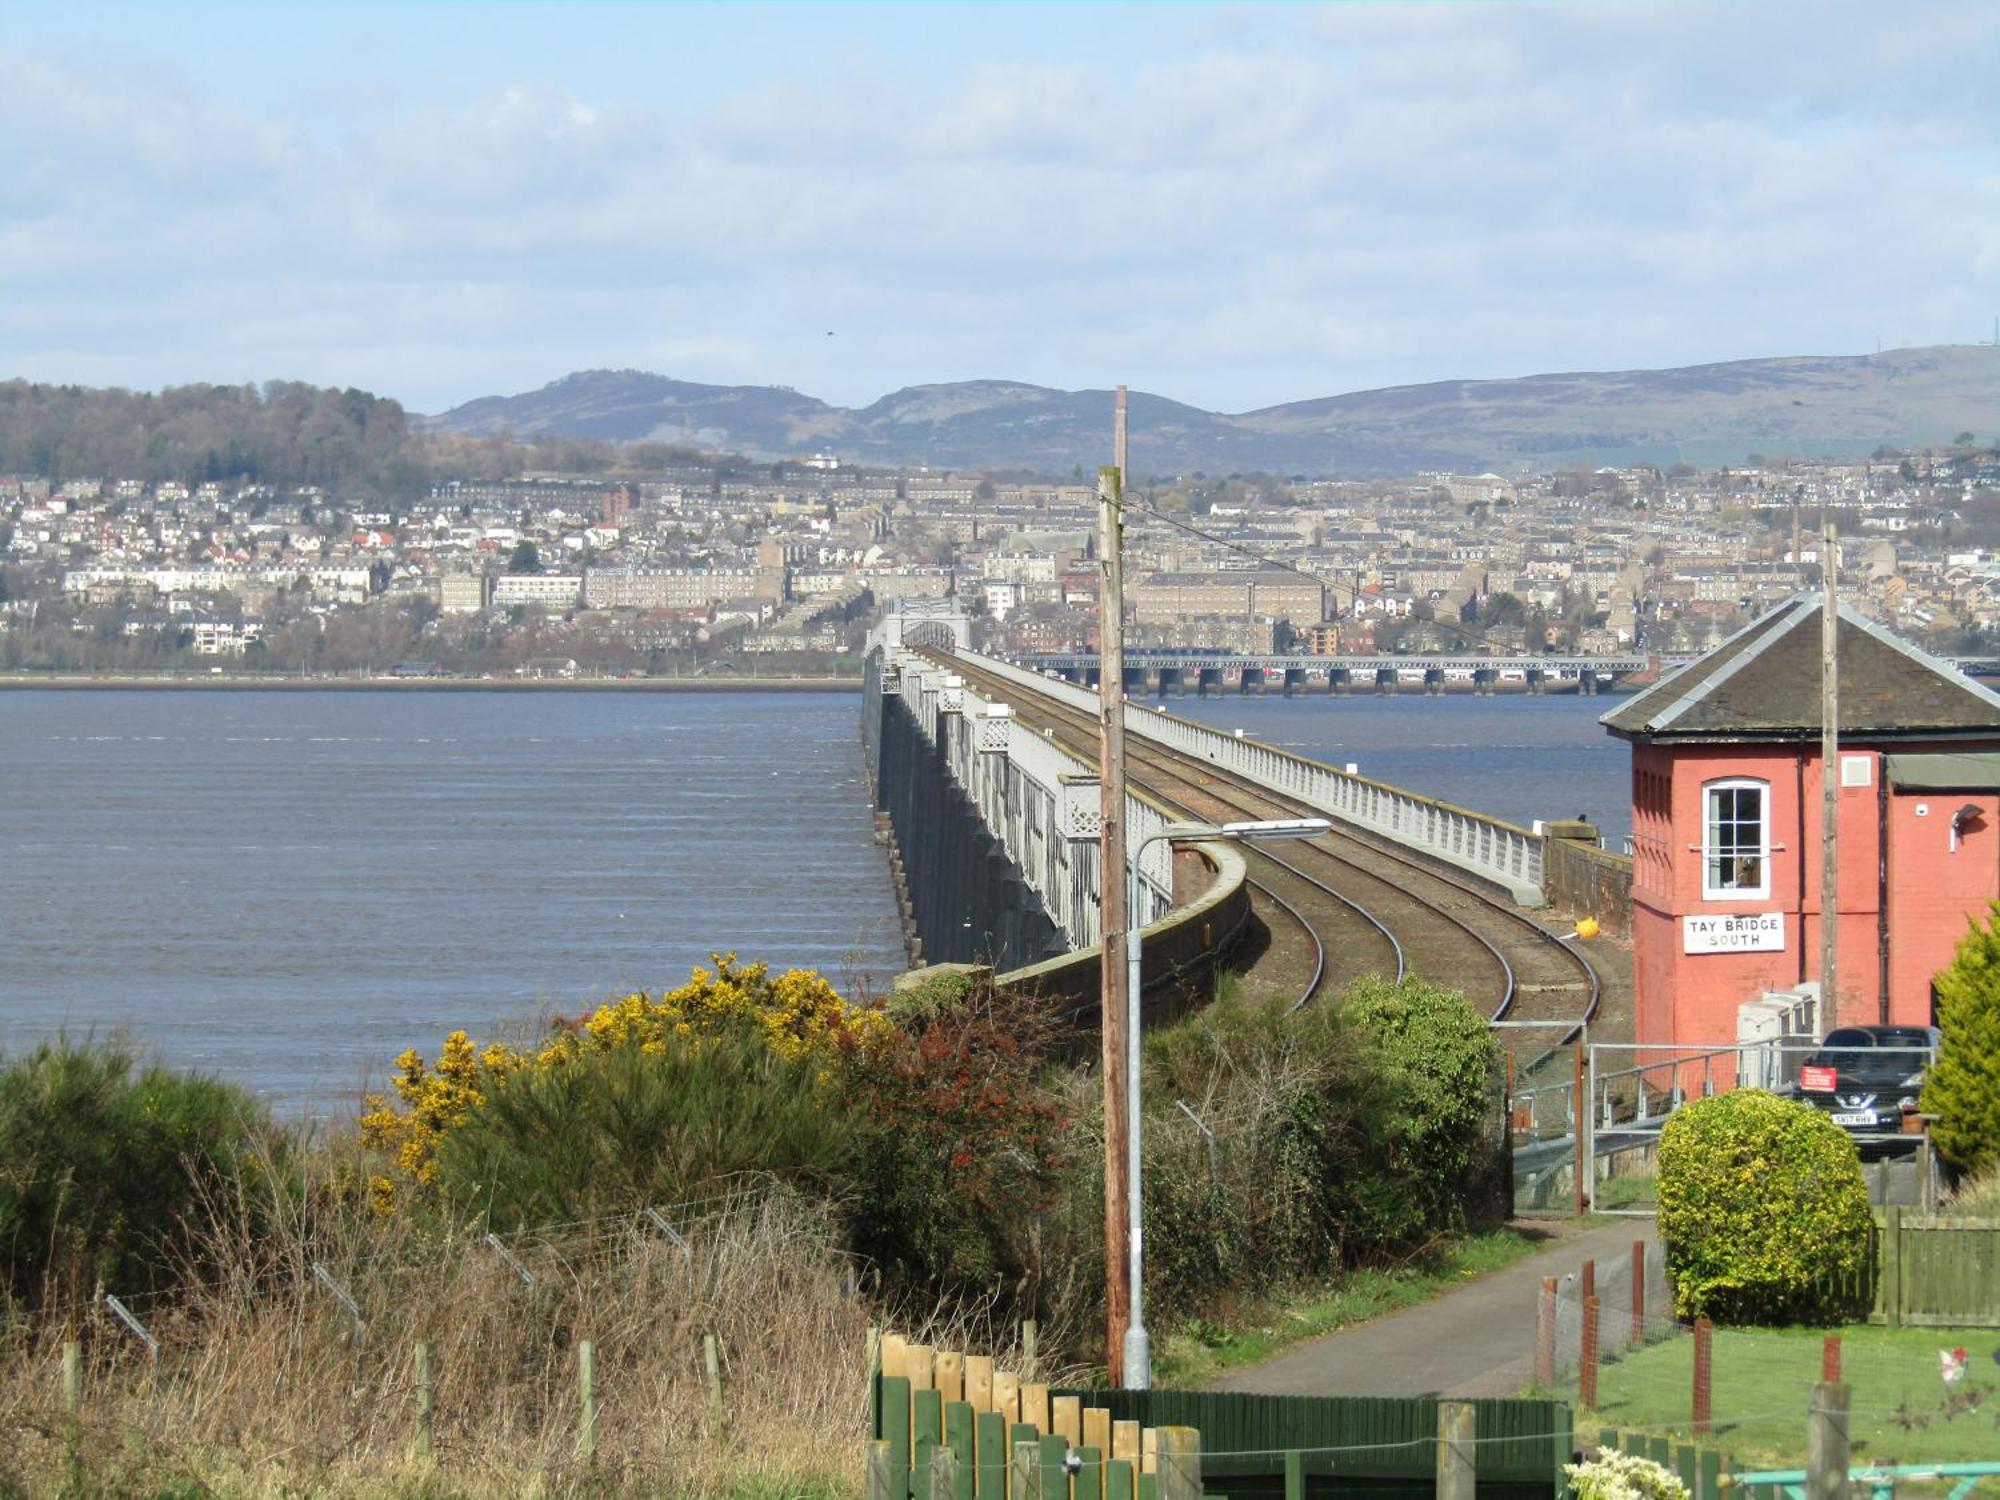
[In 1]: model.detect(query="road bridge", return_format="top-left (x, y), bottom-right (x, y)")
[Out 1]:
top-left (1024, 649), bottom-right (1654, 696)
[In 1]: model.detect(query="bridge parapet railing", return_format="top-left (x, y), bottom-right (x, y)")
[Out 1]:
top-left (963, 652), bottom-right (1545, 904)
top-left (886, 649), bottom-right (1174, 951)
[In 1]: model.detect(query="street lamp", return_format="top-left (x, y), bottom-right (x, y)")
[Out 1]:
top-left (1121, 815), bottom-right (1331, 1388)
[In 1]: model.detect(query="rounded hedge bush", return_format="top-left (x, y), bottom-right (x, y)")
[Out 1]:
top-left (1656, 1089), bottom-right (1871, 1324)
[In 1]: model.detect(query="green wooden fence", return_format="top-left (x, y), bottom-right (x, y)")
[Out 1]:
top-left (869, 1333), bottom-right (1576, 1500)
top-left (1819, 1212), bottom-right (2000, 1328)
top-left (1594, 1428), bottom-right (1728, 1500)
top-left (1059, 1389), bottom-right (1571, 1498)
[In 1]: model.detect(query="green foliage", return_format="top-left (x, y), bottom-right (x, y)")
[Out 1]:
top-left (0, 1037), bottom-right (276, 1312)
top-left (845, 980), bottom-right (1074, 1303)
top-left (1947, 1159), bottom-right (2000, 1216)
top-left (1921, 901), bottom-right (2000, 1177)
top-left (1137, 978), bottom-right (1502, 1326)
top-left (882, 964), bottom-right (981, 1032)
top-left (1656, 1090), bottom-right (1871, 1323)
top-left (1341, 976), bottom-right (1502, 1231)
top-left (1565, 1452), bottom-right (1689, 1500)
top-left (431, 1024), bottom-right (856, 1230)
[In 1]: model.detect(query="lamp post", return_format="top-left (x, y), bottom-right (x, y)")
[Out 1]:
top-left (1120, 815), bottom-right (1332, 1388)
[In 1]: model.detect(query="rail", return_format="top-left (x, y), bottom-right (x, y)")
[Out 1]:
top-left (967, 653), bottom-right (1546, 903)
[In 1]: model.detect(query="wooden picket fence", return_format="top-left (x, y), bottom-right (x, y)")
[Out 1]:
top-left (866, 1332), bottom-right (1202, 1500)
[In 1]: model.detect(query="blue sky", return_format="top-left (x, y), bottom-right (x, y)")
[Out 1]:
top-left (3, 2), bottom-right (1997, 414)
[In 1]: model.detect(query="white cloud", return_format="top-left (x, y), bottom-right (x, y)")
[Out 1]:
top-left (2, 2), bottom-right (1997, 412)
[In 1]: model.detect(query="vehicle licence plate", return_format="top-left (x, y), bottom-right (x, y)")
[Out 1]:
top-left (1832, 1111), bottom-right (1877, 1127)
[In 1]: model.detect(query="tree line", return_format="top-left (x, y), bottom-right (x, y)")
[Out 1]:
top-left (0, 380), bottom-right (716, 496)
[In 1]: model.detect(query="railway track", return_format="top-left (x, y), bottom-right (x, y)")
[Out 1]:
top-left (934, 653), bottom-right (1599, 1055)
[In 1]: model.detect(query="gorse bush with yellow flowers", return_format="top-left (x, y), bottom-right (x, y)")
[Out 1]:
top-left (360, 954), bottom-right (891, 1213)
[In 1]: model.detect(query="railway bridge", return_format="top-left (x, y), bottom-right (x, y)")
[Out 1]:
top-left (863, 614), bottom-right (1626, 1064)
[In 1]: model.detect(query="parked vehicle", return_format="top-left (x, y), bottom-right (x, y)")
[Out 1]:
top-left (1795, 1024), bottom-right (1939, 1130)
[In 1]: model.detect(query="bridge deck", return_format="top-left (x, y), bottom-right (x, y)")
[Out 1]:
top-left (931, 651), bottom-right (1635, 1078)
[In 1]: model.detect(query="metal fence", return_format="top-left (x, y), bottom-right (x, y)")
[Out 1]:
top-left (965, 654), bottom-right (1548, 903)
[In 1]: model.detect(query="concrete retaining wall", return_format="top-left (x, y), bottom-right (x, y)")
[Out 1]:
top-left (1542, 837), bottom-right (1634, 936)
top-left (996, 840), bottom-right (1252, 1021)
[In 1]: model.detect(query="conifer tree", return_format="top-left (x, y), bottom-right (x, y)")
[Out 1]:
top-left (1921, 901), bottom-right (2000, 1177)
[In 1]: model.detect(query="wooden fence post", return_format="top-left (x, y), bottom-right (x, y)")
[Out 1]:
top-left (705, 1332), bottom-right (725, 1432)
top-left (1156, 1426), bottom-right (1200, 1500)
top-left (1010, 1438), bottom-right (1040, 1500)
top-left (1692, 1318), bottom-right (1713, 1437)
top-left (1880, 1207), bottom-right (1903, 1328)
top-left (62, 1339), bottom-right (82, 1493)
top-left (1631, 1240), bottom-right (1646, 1343)
top-left (577, 1339), bottom-right (596, 1462)
top-left (1283, 1449), bottom-right (1305, 1500)
top-left (414, 1339), bottom-right (434, 1461)
top-left (867, 1439), bottom-right (896, 1500)
top-left (1536, 1276), bottom-right (1557, 1387)
top-left (1581, 1258), bottom-right (1596, 1306)
top-left (932, 1447), bottom-right (961, 1500)
top-left (1806, 1383), bottom-right (1849, 1500)
top-left (1436, 1401), bottom-right (1476, 1500)
top-left (1820, 1335), bottom-right (1841, 1384)
top-left (1580, 1296), bottom-right (1600, 1409)
top-left (1021, 1320), bottom-right (1038, 1380)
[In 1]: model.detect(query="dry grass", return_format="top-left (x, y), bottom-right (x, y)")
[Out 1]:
top-left (0, 1180), bottom-right (987, 1500)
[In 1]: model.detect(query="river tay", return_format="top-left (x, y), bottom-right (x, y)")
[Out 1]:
top-left (0, 688), bottom-right (1625, 1107)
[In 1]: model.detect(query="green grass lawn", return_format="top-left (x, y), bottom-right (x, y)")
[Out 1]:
top-left (1583, 1323), bottom-right (2000, 1469)
top-left (1151, 1227), bottom-right (1548, 1389)
top-left (1593, 1172), bottom-right (1657, 1211)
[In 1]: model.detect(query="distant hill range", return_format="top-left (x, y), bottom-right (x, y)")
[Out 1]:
top-left (431, 345), bottom-right (2000, 476)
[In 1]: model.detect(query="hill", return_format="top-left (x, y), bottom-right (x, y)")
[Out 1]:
top-left (431, 345), bottom-right (2000, 475)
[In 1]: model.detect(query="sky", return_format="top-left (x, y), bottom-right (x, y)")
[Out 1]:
top-left (3, 1), bottom-right (1998, 415)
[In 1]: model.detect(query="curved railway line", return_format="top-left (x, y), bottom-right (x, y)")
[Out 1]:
top-left (933, 653), bottom-right (1601, 1061)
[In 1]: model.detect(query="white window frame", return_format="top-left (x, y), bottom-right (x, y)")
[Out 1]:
top-left (1702, 777), bottom-right (1771, 901)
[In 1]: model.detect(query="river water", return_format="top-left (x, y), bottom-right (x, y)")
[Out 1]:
top-left (0, 687), bottom-right (1629, 1108)
top-left (1167, 690), bottom-right (1632, 847)
top-left (0, 690), bottom-right (905, 1110)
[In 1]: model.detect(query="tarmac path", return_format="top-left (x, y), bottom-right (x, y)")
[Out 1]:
top-left (1207, 1218), bottom-right (1659, 1399)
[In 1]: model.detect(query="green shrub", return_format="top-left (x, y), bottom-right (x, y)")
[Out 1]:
top-left (0, 1037), bottom-right (276, 1312)
top-left (844, 978), bottom-right (1074, 1304)
top-left (1342, 976), bottom-right (1503, 1232)
top-left (1922, 901), bottom-right (2000, 1178)
top-left (1135, 978), bottom-right (1501, 1328)
top-left (1946, 1159), bottom-right (2000, 1216)
top-left (432, 1024), bottom-right (858, 1230)
top-left (1656, 1090), bottom-right (1871, 1323)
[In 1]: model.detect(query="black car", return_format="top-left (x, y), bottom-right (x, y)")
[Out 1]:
top-left (1796, 1025), bottom-right (1939, 1130)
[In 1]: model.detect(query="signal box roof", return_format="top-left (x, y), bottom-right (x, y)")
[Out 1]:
top-left (1602, 596), bottom-right (2000, 743)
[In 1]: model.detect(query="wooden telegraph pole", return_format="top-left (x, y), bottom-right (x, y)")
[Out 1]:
top-left (1100, 386), bottom-right (1131, 1383)
top-left (1820, 517), bottom-right (1840, 1024)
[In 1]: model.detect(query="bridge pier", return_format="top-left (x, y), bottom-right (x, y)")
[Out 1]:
top-left (1197, 667), bottom-right (1220, 697)
top-left (1375, 667), bottom-right (1398, 695)
top-left (1526, 668), bottom-right (1546, 695)
top-left (1282, 668), bottom-right (1306, 697)
top-left (1424, 667), bottom-right (1445, 696)
top-left (1474, 668), bottom-right (1497, 696)
top-left (1579, 669), bottom-right (1599, 697)
top-left (1328, 667), bottom-right (1351, 697)
top-left (1241, 667), bottom-right (1265, 696)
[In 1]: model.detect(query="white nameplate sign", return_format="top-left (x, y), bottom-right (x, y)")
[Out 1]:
top-left (1683, 912), bottom-right (1785, 953)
